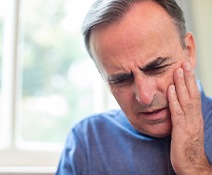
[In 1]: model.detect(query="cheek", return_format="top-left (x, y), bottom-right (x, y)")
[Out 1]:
top-left (156, 69), bottom-right (175, 93)
top-left (111, 87), bottom-right (134, 108)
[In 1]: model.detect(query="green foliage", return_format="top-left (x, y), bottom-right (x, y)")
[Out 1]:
top-left (18, 0), bottom-right (96, 143)
top-left (0, 0), bottom-right (96, 144)
top-left (20, 0), bottom-right (88, 96)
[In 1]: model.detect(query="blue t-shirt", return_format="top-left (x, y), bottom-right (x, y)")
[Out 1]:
top-left (56, 84), bottom-right (212, 175)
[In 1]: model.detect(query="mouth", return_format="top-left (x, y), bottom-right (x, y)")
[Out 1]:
top-left (141, 107), bottom-right (167, 115)
top-left (139, 107), bottom-right (169, 123)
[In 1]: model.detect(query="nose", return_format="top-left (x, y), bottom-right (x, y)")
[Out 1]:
top-left (133, 75), bottom-right (156, 105)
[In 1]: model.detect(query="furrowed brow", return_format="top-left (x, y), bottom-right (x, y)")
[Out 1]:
top-left (140, 57), bottom-right (171, 71)
top-left (107, 72), bottom-right (133, 83)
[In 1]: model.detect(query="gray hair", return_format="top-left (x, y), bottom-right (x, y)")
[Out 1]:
top-left (82, 0), bottom-right (187, 58)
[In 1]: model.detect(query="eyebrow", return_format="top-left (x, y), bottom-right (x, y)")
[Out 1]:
top-left (140, 57), bottom-right (171, 72)
top-left (107, 72), bottom-right (133, 83)
top-left (107, 57), bottom-right (172, 82)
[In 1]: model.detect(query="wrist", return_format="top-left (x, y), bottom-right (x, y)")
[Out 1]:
top-left (206, 166), bottom-right (212, 175)
top-left (193, 165), bottom-right (212, 175)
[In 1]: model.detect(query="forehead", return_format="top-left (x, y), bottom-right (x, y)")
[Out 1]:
top-left (90, 1), bottom-right (182, 72)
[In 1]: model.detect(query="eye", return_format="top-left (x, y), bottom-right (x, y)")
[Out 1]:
top-left (108, 73), bottom-right (134, 86)
top-left (140, 56), bottom-right (173, 75)
top-left (144, 65), bottom-right (169, 75)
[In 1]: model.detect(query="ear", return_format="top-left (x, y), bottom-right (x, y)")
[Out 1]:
top-left (184, 32), bottom-right (196, 68)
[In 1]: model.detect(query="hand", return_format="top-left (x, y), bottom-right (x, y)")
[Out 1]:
top-left (167, 61), bottom-right (212, 175)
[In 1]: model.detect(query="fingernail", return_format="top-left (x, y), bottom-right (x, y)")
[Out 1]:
top-left (185, 62), bottom-right (191, 71)
top-left (178, 68), bottom-right (183, 77)
top-left (170, 85), bottom-right (175, 93)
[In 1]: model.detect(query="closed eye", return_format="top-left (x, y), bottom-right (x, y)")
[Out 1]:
top-left (143, 64), bottom-right (170, 75)
top-left (108, 72), bottom-right (134, 86)
top-left (140, 57), bottom-right (172, 75)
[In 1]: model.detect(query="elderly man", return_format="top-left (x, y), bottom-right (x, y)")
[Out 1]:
top-left (56, 0), bottom-right (212, 174)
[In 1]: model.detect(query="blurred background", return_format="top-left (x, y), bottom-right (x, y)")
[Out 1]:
top-left (0, 0), bottom-right (211, 174)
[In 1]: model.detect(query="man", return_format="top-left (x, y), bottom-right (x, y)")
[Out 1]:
top-left (56, 0), bottom-right (212, 174)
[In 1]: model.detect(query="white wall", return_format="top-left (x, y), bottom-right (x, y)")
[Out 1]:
top-left (176, 0), bottom-right (212, 96)
top-left (0, 167), bottom-right (55, 175)
top-left (191, 0), bottom-right (212, 96)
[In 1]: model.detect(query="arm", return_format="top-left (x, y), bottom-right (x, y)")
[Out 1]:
top-left (167, 61), bottom-right (212, 175)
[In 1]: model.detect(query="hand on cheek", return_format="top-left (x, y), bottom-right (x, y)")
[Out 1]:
top-left (167, 61), bottom-right (211, 175)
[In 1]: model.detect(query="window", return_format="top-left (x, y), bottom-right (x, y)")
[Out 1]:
top-left (0, 0), bottom-right (8, 151)
top-left (0, 0), bottom-right (118, 169)
top-left (17, 0), bottom-right (99, 148)
top-left (0, 0), bottom-right (4, 150)
top-left (0, 0), bottom-right (3, 119)
top-left (0, 0), bottom-right (211, 172)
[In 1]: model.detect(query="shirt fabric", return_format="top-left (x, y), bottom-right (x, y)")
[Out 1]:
top-left (56, 83), bottom-right (212, 175)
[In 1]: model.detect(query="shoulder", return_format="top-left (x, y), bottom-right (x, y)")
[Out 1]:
top-left (75, 109), bottom-right (123, 128)
top-left (199, 84), bottom-right (212, 164)
top-left (71, 109), bottom-right (124, 137)
top-left (199, 82), bottom-right (212, 119)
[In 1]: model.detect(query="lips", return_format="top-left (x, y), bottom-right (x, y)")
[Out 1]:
top-left (139, 107), bottom-right (169, 123)
top-left (141, 107), bottom-right (167, 115)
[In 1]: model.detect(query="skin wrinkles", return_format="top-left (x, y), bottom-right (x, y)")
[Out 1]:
top-left (90, 1), bottom-right (195, 138)
top-left (108, 57), bottom-right (175, 86)
top-left (84, 1), bottom-right (212, 174)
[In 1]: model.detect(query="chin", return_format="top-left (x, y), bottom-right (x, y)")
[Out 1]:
top-left (151, 131), bottom-right (171, 138)
top-left (149, 125), bottom-right (172, 138)
top-left (136, 121), bottom-right (172, 138)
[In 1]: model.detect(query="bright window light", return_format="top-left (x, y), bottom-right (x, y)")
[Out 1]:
top-left (16, 0), bottom-right (103, 149)
top-left (0, 0), bottom-right (119, 167)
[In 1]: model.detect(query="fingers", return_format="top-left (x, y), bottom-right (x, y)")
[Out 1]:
top-left (168, 85), bottom-right (186, 129)
top-left (168, 61), bottom-right (202, 124)
top-left (182, 62), bottom-right (201, 106)
top-left (168, 61), bottom-right (206, 175)
top-left (173, 68), bottom-right (190, 113)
